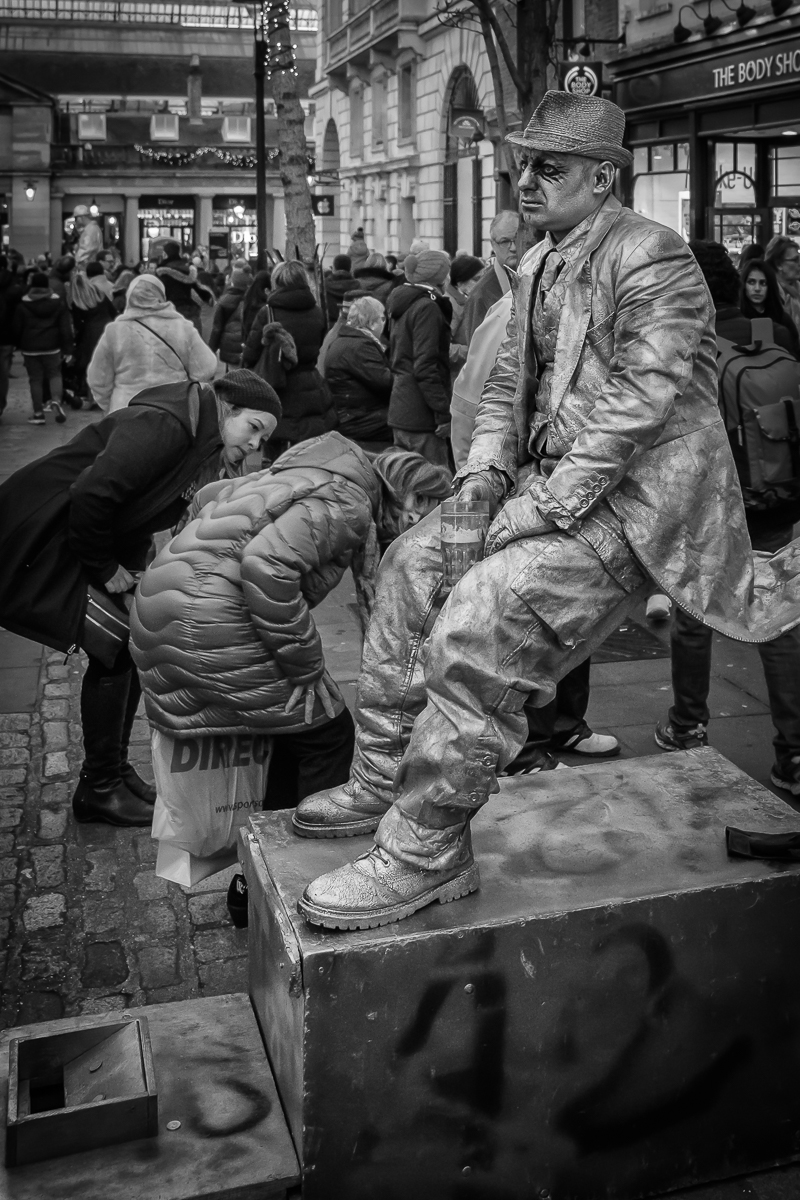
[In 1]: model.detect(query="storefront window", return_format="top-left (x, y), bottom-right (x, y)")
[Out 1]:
top-left (771, 144), bottom-right (800, 197)
top-left (714, 142), bottom-right (756, 207)
top-left (632, 142), bottom-right (690, 239)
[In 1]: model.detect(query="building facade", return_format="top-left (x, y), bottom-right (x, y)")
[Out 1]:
top-left (610, 0), bottom-right (800, 261)
top-left (310, 0), bottom-right (622, 261)
top-left (0, 0), bottom-right (317, 265)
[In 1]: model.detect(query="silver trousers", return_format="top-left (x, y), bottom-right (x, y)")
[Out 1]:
top-left (351, 504), bottom-right (650, 870)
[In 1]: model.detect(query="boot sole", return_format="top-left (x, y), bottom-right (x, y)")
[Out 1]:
top-left (291, 813), bottom-right (382, 839)
top-left (297, 863), bottom-right (480, 930)
top-left (566, 744), bottom-right (621, 759)
top-left (72, 805), bottom-right (152, 828)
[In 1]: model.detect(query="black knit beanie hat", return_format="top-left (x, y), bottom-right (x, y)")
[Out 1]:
top-left (450, 254), bottom-right (485, 287)
top-left (215, 369), bottom-right (282, 420)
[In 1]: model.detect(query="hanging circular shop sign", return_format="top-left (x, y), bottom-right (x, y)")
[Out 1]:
top-left (562, 63), bottom-right (602, 97)
top-left (450, 112), bottom-right (485, 140)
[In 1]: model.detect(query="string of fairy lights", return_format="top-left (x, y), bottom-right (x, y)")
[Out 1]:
top-left (133, 144), bottom-right (317, 172)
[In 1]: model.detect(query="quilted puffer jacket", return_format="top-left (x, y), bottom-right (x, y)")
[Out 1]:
top-left (130, 431), bottom-right (380, 737)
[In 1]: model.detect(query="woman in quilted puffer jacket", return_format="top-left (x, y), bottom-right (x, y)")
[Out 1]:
top-left (130, 433), bottom-right (452, 922)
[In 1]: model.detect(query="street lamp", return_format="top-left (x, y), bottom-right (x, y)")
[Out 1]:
top-left (720, 0), bottom-right (757, 25)
top-left (674, 1), bottom-right (721, 41)
top-left (24, 181), bottom-right (36, 201)
top-left (89, 198), bottom-right (100, 217)
top-left (253, 1), bottom-right (268, 271)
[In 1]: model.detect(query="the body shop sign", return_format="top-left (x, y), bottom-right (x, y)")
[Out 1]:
top-left (618, 34), bottom-right (800, 109)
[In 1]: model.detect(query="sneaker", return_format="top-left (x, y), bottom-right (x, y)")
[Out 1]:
top-left (298, 840), bottom-right (480, 931)
top-left (47, 400), bottom-right (66, 424)
top-left (27, 414), bottom-right (46, 425)
top-left (503, 747), bottom-right (566, 776)
top-left (654, 720), bottom-right (708, 751)
top-left (767, 768), bottom-right (800, 796)
top-left (646, 594), bottom-right (672, 621)
top-left (556, 730), bottom-right (620, 758)
top-left (226, 873), bottom-right (248, 928)
top-left (292, 777), bottom-right (390, 839)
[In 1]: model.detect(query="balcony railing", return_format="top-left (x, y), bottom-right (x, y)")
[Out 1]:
top-left (51, 143), bottom-right (262, 168)
top-left (325, 0), bottom-right (428, 70)
top-left (0, 0), bottom-right (318, 28)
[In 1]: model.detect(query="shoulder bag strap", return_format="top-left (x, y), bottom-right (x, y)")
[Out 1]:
top-left (134, 318), bottom-right (193, 380)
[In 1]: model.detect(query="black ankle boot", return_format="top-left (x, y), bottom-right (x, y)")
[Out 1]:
top-left (76, 665), bottom-right (154, 828)
top-left (120, 763), bottom-right (157, 805)
top-left (119, 672), bottom-right (156, 804)
top-left (227, 874), bottom-right (248, 928)
top-left (72, 774), bottom-right (154, 826)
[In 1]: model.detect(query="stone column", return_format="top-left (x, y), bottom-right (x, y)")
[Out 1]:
top-left (123, 195), bottom-right (139, 265)
top-left (196, 195), bottom-right (213, 253)
top-left (49, 190), bottom-right (64, 259)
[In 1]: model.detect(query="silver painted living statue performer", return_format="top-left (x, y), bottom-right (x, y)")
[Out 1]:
top-left (295, 91), bottom-right (800, 930)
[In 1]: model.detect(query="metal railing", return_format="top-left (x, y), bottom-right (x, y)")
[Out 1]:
top-left (0, 0), bottom-right (318, 27)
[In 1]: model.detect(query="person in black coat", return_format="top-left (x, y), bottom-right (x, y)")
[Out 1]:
top-left (70, 272), bottom-right (117, 405)
top-left (12, 272), bottom-right (74, 425)
top-left (323, 296), bottom-right (393, 444)
top-left (156, 240), bottom-right (215, 332)
top-left (241, 259), bottom-right (337, 448)
top-left (0, 255), bottom-right (23, 419)
top-left (323, 254), bottom-right (354, 325)
top-left (0, 370), bottom-right (281, 828)
top-left (386, 250), bottom-right (452, 467)
top-left (208, 265), bottom-right (251, 366)
top-left (352, 253), bottom-right (399, 307)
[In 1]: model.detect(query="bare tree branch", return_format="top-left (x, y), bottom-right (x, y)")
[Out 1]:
top-left (477, 5), bottom-right (519, 191)
top-left (472, 0), bottom-right (528, 101)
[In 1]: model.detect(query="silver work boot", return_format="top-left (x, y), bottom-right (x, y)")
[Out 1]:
top-left (298, 838), bottom-right (480, 930)
top-left (292, 777), bottom-right (391, 839)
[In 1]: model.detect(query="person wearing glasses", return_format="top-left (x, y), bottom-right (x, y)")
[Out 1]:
top-left (458, 210), bottom-right (520, 349)
top-left (765, 235), bottom-right (800, 333)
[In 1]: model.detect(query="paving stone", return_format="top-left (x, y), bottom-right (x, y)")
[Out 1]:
top-left (0, 833), bottom-right (13, 856)
top-left (31, 845), bottom-right (65, 888)
top-left (16, 991), bottom-right (64, 1025)
top-left (194, 927), bottom-right (247, 964)
top-left (41, 698), bottom-right (70, 720)
top-left (188, 892), bottom-right (230, 927)
top-left (43, 721), bottom-right (68, 752)
top-left (143, 984), bottom-right (190, 1005)
top-left (46, 665), bottom-right (70, 680)
top-left (198, 957), bottom-right (248, 996)
top-left (138, 901), bottom-right (177, 940)
top-left (0, 747), bottom-right (29, 767)
top-left (0, 732), bottom-right (29, 748)
top-left (138, 945), bottom-right (179, 989)
top-left (0, 769), bottom-right (26, 787)
top-left (133, 870), bottom-right (169, 900)
top-left (43, 751), bottom-right (70, 777)
top-left (40, 782), bottom-right (70, 806)
top-left (38, 808), bottom-right (68, 840)
top-left (82, 940), bottom-right (129, 988)
top-left (85, 848), bottom-right (117, 892)
top-left (22, 947), bottom-right (68, 983)
top-left (0, 858), bottom-right (16, 884)
top-left (0, 808), bottom-right (22, 829)
top-left (0, 715), bottom-right (31, 731)
top-left (134, 833), bottom-right (158, 865)
top-left (23, 893), bottom-right (66, 930)
top-left (0, 885), bottom-right (15, 915)
top-left (0, 919), bottom-right (9, 943)
top-left (84, 895), bottom-right (124, 934)
top-left (81, 994), bottom-right (130, 1015)
top-left (43, 682), bottom-right (71, 698)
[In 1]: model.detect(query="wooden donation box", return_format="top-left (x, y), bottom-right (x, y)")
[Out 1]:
top-left (243, 749), bottom-right (800, 1200)
top-left (1, 995), bottom-right (299, 1200)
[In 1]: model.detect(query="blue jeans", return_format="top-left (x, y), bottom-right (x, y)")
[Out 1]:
top-left (669, 525), bottom-right (800, 777)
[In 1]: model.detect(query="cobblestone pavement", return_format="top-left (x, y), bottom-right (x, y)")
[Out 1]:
top-left (0, 646), bottom-right (249, 1027)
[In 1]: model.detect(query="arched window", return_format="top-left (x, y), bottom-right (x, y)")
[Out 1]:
top-left (443, 68), bottom-right (483, 258)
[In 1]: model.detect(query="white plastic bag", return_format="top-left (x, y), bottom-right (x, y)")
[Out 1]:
top-left (151, 729), bottom-right (272, 886)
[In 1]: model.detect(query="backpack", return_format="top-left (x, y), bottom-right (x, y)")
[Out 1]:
top-left (717, 317), bottom-right (800, 510)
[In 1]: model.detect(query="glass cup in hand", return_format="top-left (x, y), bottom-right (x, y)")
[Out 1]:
top-left (440, 500), bottom-right (491, 593)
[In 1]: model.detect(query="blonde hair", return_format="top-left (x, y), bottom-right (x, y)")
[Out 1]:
top-left (271, 260), bottom-right (310, 292)
top-left (347, 296), bottom-right (384, 331)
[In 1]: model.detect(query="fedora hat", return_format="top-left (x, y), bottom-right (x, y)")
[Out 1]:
top-left (506, 91), bottom-right (633, 169)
